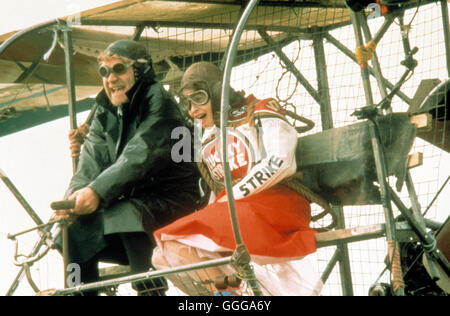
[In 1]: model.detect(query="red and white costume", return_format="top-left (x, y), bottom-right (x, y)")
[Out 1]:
top-left (154, 95), bottom-right (322, 295)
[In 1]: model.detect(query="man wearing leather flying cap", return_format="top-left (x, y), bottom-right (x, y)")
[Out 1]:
top-left (55, 40), bottom-right (204, 295)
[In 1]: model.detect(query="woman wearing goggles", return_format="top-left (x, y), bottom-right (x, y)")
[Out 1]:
top-left (153, 62), bottom-right (321, 296)
top-left (180, 89), bottom-right (214, 128)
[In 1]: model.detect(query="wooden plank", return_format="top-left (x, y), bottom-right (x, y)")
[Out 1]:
top-left (417, 118), bottom-right (450, 154)
top-left (315, 222), bottom-right (418, 248)
top-left (408, 152), bottom-right (423, 169)
top-left (410, 113), bottom-right (432, 131)
top-left (316, 224), bottom-right (384, 248)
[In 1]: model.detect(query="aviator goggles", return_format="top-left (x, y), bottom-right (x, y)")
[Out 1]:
top-left (180, 90), bottom-right (210, 111)
top-left (98, 62), bottom-right (133, 78)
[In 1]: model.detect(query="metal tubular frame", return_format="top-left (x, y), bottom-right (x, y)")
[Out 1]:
top-left (0, 169), bottom-right (44, 226)
top-left (320, 249), bottom-right (340, 284)
top-left (257, 29), bottom-right (321, 105)
top-left (62, 25), bottom-right (79, 173)
top-left (78, 18), bottom-right (352, 34)
top-left (369, 119), bottom-right (405, 296)
top-left (441, 0), bottom-right (450, 77)
top-left (313, 31), bottom-right (334, 130)
top-left (61, 22), bottom-right (80, 289)
top-left (53, 256), bottom-right (233, 296)
top-left (3, 20), bottom-right (78, 293)
top-left (1, 168), bottom-right (56, 296)
top-left (388, 186), bottom-right (450, 278)
top-left (359, 14), bottom-right (391, 104)
top-left (313, 30), bottom-right (354, 296)
top-left (349, 8), bottom-right (408, 296)
top-left (334, 207), bottom-right (354, 296)
top-left (350, 10), bottom-right (375, 107)
top-left (345, 4), bottom-right (449, 296)
top-left (2, 1), bottom-right (448, 296)
top-left (131, 25), bottom-right (145, 41)
top-left (323, 32), bottom-right (412, 104)
top-left (0, 19), bottom-right (58, 57)
top-left (5, 222), bottom-right (62, 295)
top-left (5, 232), bottom-right (47, 295)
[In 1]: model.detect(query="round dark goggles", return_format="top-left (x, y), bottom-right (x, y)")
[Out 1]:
top-left (179, 90), bottom-right (209, 111)
top-left (98, 62), bottom-right (133, 78)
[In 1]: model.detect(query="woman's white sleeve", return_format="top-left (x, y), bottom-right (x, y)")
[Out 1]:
top-left (231, 117), bottom-right (298, 200)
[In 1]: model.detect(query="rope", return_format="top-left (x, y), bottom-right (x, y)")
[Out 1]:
top-left (276, 70), bottom-right (299, 103)
top-left (355, 40), bottom-right (377, 66)
top-left (231, 243), bottom-right (263, 296)
top-left (199, 158), bottom-right (337, 232)
top-left (231, 244), bottom-right (252, 278)
top-left (196, 161), bottom-right (221, 196)
top-left (275, 40), bottom-right (301, 104)
top-left (387, 240), bottom-right (405, 294)
top-left (68, 123), bottom-right (90, 158)
top-left (281, 173), bottom-right (338, 232)
top-left (284, 109), bottom-right (315, 134)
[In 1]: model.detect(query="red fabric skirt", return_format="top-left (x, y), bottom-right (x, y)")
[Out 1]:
top-left (154, 184), bottom-right (317, 259)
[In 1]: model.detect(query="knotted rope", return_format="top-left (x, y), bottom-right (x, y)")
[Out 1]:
top-left (355, 40), bottom-right (377, 66)
top-left (68, 123), bottom-right (90, 158)
top-left (281, 173), bottom-right (338, 232)
top-left (387, 240), bottom-right (405, 294)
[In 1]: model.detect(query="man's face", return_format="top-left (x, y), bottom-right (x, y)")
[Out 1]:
top-left (100, 56), bottom-right (136, 107)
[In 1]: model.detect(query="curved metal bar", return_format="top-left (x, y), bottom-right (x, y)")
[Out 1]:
top-left (54, 256), bottom-right (233, 296)
top-left (12, 234), bottom-right (53, 267)
top-left (6, 221), bottom-right (61, 296)
top-left (0, 19), bottom-right (59, 58)
top-left (24, 264), bottom-right (41, 293)
top-left (220, 0), bottom-right (262, 296)
top-left (43, 29), bottom-right (59, 61)
top-left (220, 0), bottom-right (260, 250)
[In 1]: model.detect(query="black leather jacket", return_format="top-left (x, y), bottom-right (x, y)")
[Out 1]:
top-left (65, 80), bottom-right (203, 263)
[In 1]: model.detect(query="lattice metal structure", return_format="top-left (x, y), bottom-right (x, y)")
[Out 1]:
top-left (1, 0), bottom-right (448, 296)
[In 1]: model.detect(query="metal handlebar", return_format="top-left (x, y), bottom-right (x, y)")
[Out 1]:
top-left (50, 200), bottom-right (76, 210)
